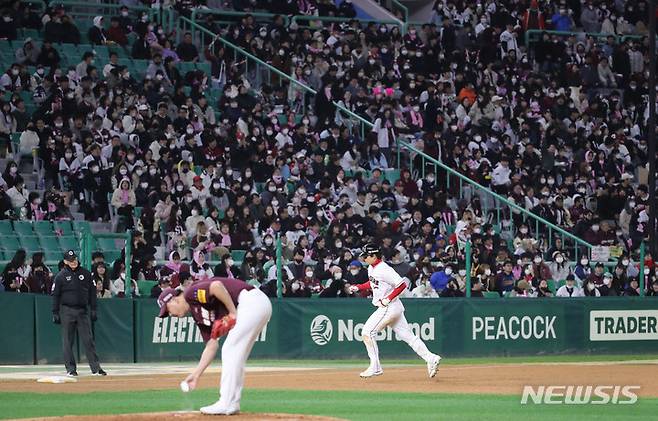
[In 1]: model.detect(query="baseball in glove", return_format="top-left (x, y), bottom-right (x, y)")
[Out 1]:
top-left (211, 314), bottom-right (237, 339)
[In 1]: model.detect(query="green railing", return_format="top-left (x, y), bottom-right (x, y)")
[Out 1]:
top-left (20, 0), bottom-right (46, 12)
top-left (57, 1), bottom-right (174, 32)
top-left (525, 29), bottom-right (643, 49)
top-left (390, 0), bottom-right (409, 22)
top-left (276, 234), bottom-right (283, 299)
top-left (396, 139), bottom-right (594, 260)
top-left (188, 8), bottom-right (289, 30)
top-left (290, 15), bottom-right (403, 31)
top-left (180, 16), bottom-right (376, 139)
top-left (81, 228), bottom-right (132, 293)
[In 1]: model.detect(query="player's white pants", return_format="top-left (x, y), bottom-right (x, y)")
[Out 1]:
top-left (218, 288), bottom-right (272, 409)
top-left (362, 299), bottom-right (433, 371)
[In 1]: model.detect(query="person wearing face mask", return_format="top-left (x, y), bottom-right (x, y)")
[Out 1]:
top-left (214, 253), bottom-right (242, 280)
top-left (299, 267), bottom-right (322, 296)
top-left (110, 178), bottom-right (136, 230)
top-left (531, 254), bottom-right (552, 282)
top-left (190, 250), bottom-right (214, 280)
top-left (439, 268), bottom-right (465, 298)
top-left (2, 161), bottom-right (21, 188)
top-left (345, 259), bottom-right (368, 291)
top-left (604, 264), bottom-right (627, 296)
top-left (319, 266), bottom-right (351, 298)
top-left (89, 16), bottom-right (108, 45)
top-left (547, 251), bottom-right (571, 284)
top-left (59, 147), bottom-right (82, 200)
top-left (286, 248), bottom-right (307, 281)
top-left (185, 205), bottom-right (206, 237)
top-left (84, 162), bottom-right (111, 221)
top-left (573, 255), bottom-right (591, 285)
top-left (429, 264), bottom-right (454, 293)
top-left (556, 275), bottom-right (584, 297)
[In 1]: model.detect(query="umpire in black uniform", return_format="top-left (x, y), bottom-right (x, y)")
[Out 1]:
top-left (52, 250), bottom-right (106, 377)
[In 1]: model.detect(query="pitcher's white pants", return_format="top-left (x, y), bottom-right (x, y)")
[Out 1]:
top-left (362, 300), bottom-right (432, 371)
top-left (218, 288), bottom-right (272, 409)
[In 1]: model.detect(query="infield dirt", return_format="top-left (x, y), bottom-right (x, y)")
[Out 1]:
top-left (1, 363), bottom-right (657, 397)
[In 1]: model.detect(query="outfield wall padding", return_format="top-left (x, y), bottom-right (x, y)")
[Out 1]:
top-left (3, 296), bottom-right (658, 364)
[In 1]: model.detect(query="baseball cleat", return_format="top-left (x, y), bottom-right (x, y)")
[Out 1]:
top-left (359, 368), bottom-right (383, 378)
top-left (200, 400), bottom-right (240, 415)
top-left (428, 355), bottom-right (441, 378)
top-left (66, 371), bottom-right (78, 377)
top-left (92, 369), bottom-right (107, 376)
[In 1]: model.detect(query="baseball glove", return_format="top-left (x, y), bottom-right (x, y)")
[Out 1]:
top-left (211, 314), bottom-right (236, 339)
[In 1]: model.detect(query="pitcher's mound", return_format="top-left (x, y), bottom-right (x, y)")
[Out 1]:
top-left (22, 412), bottom-right (346, 421)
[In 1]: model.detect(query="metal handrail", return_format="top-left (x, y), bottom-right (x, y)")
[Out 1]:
top-left (180, 17), bottom-right (376, 137)
top-left (290, 15), bottom-right (403, 31)
top-left (391, 0), bottom-right (409, 22)
top-left (397, 139), bottom-right (594, 255)
top-left (56, 0), bottom-right (172, 31)
top-left (190, 8), bottom-right (289, 27)
top-left (20, 0), bottom-right (46, 12)
top-left (524, 29), bottom-right (643, 48)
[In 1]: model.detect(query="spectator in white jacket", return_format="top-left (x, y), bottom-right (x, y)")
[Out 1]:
top-left (548, 251), bottom-right (571, 282)
top-left (556, 275), bottom-right (584, 297)
top-left (491, 157), bottom-right (511, 190)
top-left (628, 44), bottom-right (644, 75)
top-left (597, 58), bottom-right (617, 87)
top-left (6, 175), bottom-right (28, 209)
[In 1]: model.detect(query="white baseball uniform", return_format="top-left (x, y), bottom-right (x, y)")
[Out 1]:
top-left (185, 278), bottom-right (272, 412)
top-left (359, 259), bottom-right (436, 372)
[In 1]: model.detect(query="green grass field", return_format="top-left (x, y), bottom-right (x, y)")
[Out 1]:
top-left (1, 355), bottom-right (656, 420)
top-left (1, 389), bottom-right (656, 421)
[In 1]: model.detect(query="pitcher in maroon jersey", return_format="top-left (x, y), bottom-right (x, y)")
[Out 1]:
top-left (158, 277), bottom-right (272, 415)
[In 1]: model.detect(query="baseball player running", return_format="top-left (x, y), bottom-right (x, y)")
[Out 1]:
top-left (349, 243), bottom-right (441, 378)
top-left (157, 277), bottom-right (271, 415)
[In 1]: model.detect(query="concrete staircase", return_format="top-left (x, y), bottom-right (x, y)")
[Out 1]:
top-left (350, 0), bottom-right (404, 24)
top-left (4, 156), bottom-right (113, 233)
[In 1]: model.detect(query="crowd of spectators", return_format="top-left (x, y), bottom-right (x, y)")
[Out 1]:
top-left (0, 0), bottom-right (658, 298)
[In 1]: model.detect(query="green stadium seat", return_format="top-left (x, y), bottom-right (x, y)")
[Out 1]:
top-left (97, 238), bottom-right (119, 250)
top-left (179, 62), bottom-right (196, 75)
top-left (39, 235), bottom-right (61, 251)
top-left (1, 236), bottom-right (21, 253)
top-left (137, 280), bottom-right (157, 296)
top-left (58, 236), bottom-right (79, 251)
top-left (483, 291), bottom-right (501, 298)
top-left (384, 169), bottom-right (401, 184)
top-left (72, 220), bottom-right (91, 236)
top-left (53, 221), bottom-right (73, 236)
top-left (247, 279), bottom-right (261, 287)
top-left (547, 280), bottom-right (557, 293)
top-left (45, 249), bottom-right (63, 262)
top-left (0, 220), bottom-right (13, 235)
top-left (19, 235), bottom-right (41, 252)
top-left (103, 250), bottom-right (122, 263)
top-left (33, 221), bottom-right (54, 235)
top-left (557, 280), bottom-right (567, 289)
top-left (231, 249), bottom-right (247, 263)
top-left (12, 221), bottom-right (34, 236)
top-left (196, 62), bottom-right (211, 75)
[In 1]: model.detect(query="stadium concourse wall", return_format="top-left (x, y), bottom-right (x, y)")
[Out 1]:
top-left (2, 294), bottom-right (658, 364)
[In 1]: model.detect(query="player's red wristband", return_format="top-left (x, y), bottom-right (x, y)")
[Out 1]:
top-left (356, 281), bottom-right (371, 291)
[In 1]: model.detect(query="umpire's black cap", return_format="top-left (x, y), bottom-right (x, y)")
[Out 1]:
top-left (359, 243), bottom-right (380, 258)
top-left (63, 250), bottom-right (77, 262)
